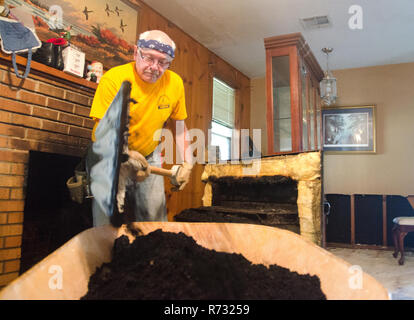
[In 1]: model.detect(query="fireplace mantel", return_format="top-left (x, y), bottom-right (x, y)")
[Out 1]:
top-left (0, 55), bottom-right (96, 288)
top-left (0, 52), bottom-right (98, 92)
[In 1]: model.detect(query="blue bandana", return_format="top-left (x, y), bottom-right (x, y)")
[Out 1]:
top-left (137, 39), bottom-right (175, 58)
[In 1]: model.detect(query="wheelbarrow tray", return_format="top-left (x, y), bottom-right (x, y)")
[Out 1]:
top-left (0, 222), bottom-right (389, 300)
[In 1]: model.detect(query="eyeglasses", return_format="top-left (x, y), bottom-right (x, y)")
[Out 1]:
top-left (138, 49), bottom-right (171, 69)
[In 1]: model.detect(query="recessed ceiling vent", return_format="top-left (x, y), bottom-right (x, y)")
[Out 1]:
top-left (300, 15), bottom-right (331, 29)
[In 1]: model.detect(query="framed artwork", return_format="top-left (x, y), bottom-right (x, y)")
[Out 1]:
top-left (322, 105), bottom-right (376, 153)
top-left (6, 0), bottom-right (140, 69)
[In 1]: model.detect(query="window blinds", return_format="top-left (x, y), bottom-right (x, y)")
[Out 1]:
top-left (212, 78), bottom-right (235, 128)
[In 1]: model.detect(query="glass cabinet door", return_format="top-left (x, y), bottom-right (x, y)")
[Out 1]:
top-left (272, 55), bottom-right (292, 152)
top-left (265, 33), bottom-right (324, 155)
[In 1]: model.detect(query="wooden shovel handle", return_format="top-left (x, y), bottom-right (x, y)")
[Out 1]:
top-left (149, 166), bottom-right (173, 177)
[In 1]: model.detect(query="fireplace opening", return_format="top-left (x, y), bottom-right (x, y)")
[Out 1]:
top-left (175, 175), bottom-right (299, 233)
top-left (20, 151), bottom-right (93, 274)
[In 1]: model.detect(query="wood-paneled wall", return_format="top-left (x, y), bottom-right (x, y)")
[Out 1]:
top-left (131, 0), bottom-right (251, 219)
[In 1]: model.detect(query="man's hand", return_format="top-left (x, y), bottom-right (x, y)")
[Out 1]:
top-left (171, 162), bottom-right (193, 191)
top-left (128, 150), bottom-right (151, 182)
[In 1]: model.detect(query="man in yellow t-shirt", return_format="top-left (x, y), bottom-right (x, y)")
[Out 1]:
top-left (89, 30), bottom-right (192, 226)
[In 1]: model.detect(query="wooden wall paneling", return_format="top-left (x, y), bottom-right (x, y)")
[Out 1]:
top-left (239, 76), bottom-right (251, 131)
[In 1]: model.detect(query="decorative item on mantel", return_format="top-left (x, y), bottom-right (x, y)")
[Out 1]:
top-left (86, 61), bottom-right (103, 83)
top-left (320, 47), bottom-right (337, 106)
top-left (61, 43), bottom-right (85, 78)
top-left (0, 0), bottom-right (9, 17)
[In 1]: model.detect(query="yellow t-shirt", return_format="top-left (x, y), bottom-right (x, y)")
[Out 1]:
top-left (89, 62), bottom-right (187, 157)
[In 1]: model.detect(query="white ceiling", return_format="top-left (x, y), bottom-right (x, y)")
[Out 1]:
top-left (142, 0), bottom-right (414, 79)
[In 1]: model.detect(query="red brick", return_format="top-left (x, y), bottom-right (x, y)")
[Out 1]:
top-left (0, 175), bottom-right (25, 188)
top-left (0, 150), bottom-right (28, 163)
top-left (65, 91), bottom-right (90, 106)
top-left (4, 259), bottom-right (20, 273)
top-left (10, 188), bottom-right (24, 200)
top-left (11, 113), bottom-right (42, 129)
top-left (0, 201), bottom-right (24, 212)
top-left (18, 90), bottom-right (47, 106)
top-left (8, 138), bottom-right (31, 150)
top-left (68, 126), bottom-right (91, 139)
top-left (0, 97), bottom-right (31, 114)
top-left (41, 119), bottom-right (69, 134)
top-left (0, 189), bottom-right (10, 200)
top-left (31, 106), bottom-right (59, 120)
top-left (0, 110), bottom-right (11, 123)
top-left (79, 137), bottom-right (91, 147)
top-left (0, 163), bottom-right (10, 174)
top-left (10, 163), bottom-right (25, 175)
top-left (74, 105), bottom-right (91, 117)
top-left (38, 141), bottom-right (86, 157)
top-left (0, 83), bottom-right (18, 99)
top-left (0, 224), bottom-right (23, 237)
top-left (0, 238), bottom-right (3, 249)
top-left (0, 213), bottom-right (7, 224)
top-left (0, 272), bottom-right (19, 286)
top-left (83, 118), bottom-right (95, 129)
top-left (47, 98), bottom-right (74, 113)
top-left (0, 136), bottom-right (8, 148)
top-left (4, 236), bottom-right (21, 248)
top-left (38, 83), bottom-right (65, 99)
top-left (7, 212), bottom-right (23, 224)
top-left (0, 248), bottom-right (20, 260)
top-left (26, 128), bottom-right (78, 145)
top-left (58, 113), bottom-right (84, 126)
top-left (2, 72), bottom-right (37, 91)
top-left (0, 123), bottom-right (26, 138)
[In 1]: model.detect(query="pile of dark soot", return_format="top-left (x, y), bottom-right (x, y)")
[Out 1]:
top-left (82, 229), bottom-right (326, 300)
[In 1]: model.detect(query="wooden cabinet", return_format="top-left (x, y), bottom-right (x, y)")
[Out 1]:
top-left (264, 33), bottom-right (324, 155)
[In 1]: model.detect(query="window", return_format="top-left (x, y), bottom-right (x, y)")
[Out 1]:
top-left (211, 78), bottom-right (235, 161)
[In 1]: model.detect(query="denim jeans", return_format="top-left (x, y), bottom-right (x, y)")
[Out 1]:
top-left (92, 147), bottom-right (166, 227)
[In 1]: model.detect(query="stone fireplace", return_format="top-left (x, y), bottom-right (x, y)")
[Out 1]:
top-left (0, 56), bottom-right (96, 288)
top-left (199, 152), bottom-right (322, 245)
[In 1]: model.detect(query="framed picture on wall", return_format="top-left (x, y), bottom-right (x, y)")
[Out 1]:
top-left (6, 0), bottom-right (140, 69)
top-left (322, 105), bottom-right (376, 153)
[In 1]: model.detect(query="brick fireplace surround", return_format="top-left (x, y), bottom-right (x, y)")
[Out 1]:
top-left (0, 55), bottom-right (96, 288)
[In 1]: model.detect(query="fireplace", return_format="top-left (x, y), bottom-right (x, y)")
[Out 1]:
top-left (176, 151), bottom-right (322, 245)
top-left (20, 151), bottom-right (92, 274)
top-left (0, 60), bottom-right (95, 287)
top-left (176, 175), bottom-right (300, 233)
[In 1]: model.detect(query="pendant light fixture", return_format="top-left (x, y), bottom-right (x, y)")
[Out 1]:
top-left (320, 47), bottom-right (337, 106)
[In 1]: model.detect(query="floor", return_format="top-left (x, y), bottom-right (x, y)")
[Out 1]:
top-left (327, 247), bottom-right (414, 300)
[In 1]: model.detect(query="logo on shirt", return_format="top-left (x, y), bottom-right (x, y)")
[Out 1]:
top-left (157, 95), bottom-right (170, 110)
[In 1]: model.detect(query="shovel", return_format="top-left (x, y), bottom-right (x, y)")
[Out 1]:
top-left (149, 165), bottom-right (181, 187)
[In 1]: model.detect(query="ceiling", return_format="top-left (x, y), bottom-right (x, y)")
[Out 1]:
top-left (142, 0), bottom-right (414, 79)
